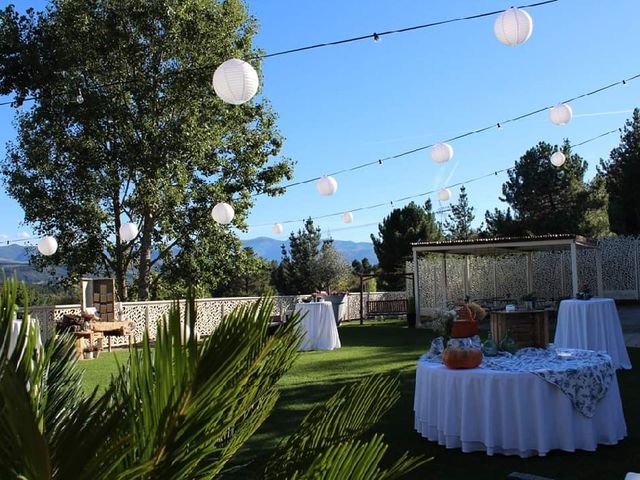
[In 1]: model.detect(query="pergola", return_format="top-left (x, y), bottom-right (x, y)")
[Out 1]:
top-left (410, 234), bottom-right (602, 320)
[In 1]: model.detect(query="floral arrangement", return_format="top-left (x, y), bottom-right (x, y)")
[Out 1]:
top-left (427, 308), bottom-right (457, 338)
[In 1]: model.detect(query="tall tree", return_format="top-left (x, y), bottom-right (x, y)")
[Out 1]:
top-left (600, 108), bottom-right (640, 234)
top-left (484, 141), bottom-right (606, 237)
top-left (371, 200), bottom-right (442, 290)
top-left (0, 1), bottom-right (292, 300)
top-left (443, 185), bottom-right (476, 239)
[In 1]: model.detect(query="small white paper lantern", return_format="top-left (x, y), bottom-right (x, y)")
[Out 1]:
top-left (119, 222), bottom-right (139, 242)
top-left (211, 202), bottom-right (235, 225)
top-left (549, 103), bottom-right (573, 125)
top-left (431, 143), bottom-right (454, 164)
top-left (494, 7), bottom-right (533, 46)
top-left (212, 59), bottom-right (259, 105)
top-left (272, 223), bottom-right (284, 234)
top-left (550, 152), bottom-right (566, 167)
top-left (342, 212), bottom-right (353, 224)
top-left (37, 236), bottom-right (58, 256)
top-left (316, 175), bottom-right (338, 196)
top-left (437, 188), bottom-right (451, 201)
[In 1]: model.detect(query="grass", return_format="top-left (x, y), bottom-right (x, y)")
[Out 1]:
top-left (79, 319), bottom-right (640, 479)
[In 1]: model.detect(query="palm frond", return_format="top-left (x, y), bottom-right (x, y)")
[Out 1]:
top-left (113, 296), bottom-right (303, 479)
top-left (290, 434), bottom-right (429, 480)
top-left (264, 374), bottom-right (406, 479)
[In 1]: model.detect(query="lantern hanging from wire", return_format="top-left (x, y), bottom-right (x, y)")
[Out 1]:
top-left (549, 103), bottom-right (573, 125)
top-left (431, 143), bottom-right (454, 164)
top-left (37, 236), bottom-right (58, 256)
top-left (437, 188), bottom-right (451, 201)
top-left (494, 7), bottom-right (533, 46)
top-left (550, 152), bottom-right (566, 167)
top-left (211, 202), bottom-right (235, 225)
top-left (272, 223), bottom-right (284, 234)
top-left (119, 222), bottom-right (139, 242)
top-left (316, 175), bottom-right (338, 196)
top-left (212, 59), bottom-right (259, 105)
top-left (342, 212), bottom-right (353, 224)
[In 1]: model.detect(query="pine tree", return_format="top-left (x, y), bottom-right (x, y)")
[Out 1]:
top-left (444, 186), bottom-right (476, 239)
top-left (600, 108), bottom-right (640, 234)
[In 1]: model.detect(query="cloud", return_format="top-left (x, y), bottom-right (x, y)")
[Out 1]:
top-left (20, 231), bottom-right (30, 239)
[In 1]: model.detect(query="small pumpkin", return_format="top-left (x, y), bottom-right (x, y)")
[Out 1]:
top-left (442, 347), bottom-right (483, 369)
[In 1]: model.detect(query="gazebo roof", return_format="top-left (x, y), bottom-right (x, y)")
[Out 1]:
top-left (411, 234), bottom-right (597, 255)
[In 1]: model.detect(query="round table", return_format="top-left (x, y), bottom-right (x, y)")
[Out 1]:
top-left (294, 302), bottom-right (341, 351)
top-left (414, 354), bottom-right (626, 457)
top-left (554, 298), bottom-right (631, 369)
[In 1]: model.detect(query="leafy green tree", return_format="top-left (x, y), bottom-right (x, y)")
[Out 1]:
top-left (213, 248), bottom-right (275, 297)
top-left (484, 141), bottom-right (606, 237)
top-left (314, 242), bottom-right (351, 292)
top-left (0, 277), bottom-right (426, 479)
top-left (371, 200), bottom-right (442, 290)
top-left (0, 0), bottom-right (292, 301)
top-left (599, 109), bottom-right (640, 234)
top-left (443, 185), bottom-right (477, 239)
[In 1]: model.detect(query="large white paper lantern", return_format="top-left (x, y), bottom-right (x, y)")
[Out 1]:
top-left (272, 223), bottom-right (284, 234)
top-left (316, 175), bottom-right (338, 196)
top-left (494, 7), bottom-right (533, 46)
top-left (212, 59), bottom-right (259, 105)
top-left (431, 143), bottom-right (454, 164)
top-left (119, 222), bottom-right (139, 242)
top-left (211, 202), bottom-right (235, 225)
top-left (37, 236), bottom-right (58, 256)
top-left (342, 212), bottom-right (353, 224)
top-left (549, 103), bottom-right (573, 125)
top-left (550, 152), bottom-right (566, 167)
top-left (437, 188), bottom-right (451, 201)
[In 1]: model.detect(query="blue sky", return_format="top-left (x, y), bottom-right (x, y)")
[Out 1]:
top-left (1, 0), bottom-right (639, 245)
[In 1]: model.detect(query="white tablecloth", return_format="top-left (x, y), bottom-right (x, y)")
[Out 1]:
top-left (414, 357), bottom-right (626, 457)
top-left (554, 298), bottom-right (631, 369)
top-left (294, 302), bottom-right (341, 351)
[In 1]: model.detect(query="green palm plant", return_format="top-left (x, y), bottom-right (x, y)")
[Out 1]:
top-left (0, 277), bottom-right (427, 479)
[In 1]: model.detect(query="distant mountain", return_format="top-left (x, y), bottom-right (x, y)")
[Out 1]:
top-left (0, 238), bottom-right (378, 283)
top-left (242, 237), bottom-right (377, 263)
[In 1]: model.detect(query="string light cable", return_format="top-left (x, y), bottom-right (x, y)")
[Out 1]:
top-left (0, 1), bottom-right (559, 108)
top-left (247, 127), bottom-right (622, 229)
top-left (252, 74), bottom-right (639, 196)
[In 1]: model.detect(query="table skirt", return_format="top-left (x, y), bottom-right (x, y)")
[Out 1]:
top-left (295, 302), bottom-right (341, 351)
top-left (414, 363), bottom-right (626, 457)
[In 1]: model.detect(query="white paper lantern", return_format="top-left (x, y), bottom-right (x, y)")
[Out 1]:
top-left (212, 59), bottom-right (259, 105)
top-left (549, 103), bottom-right (573, 125)
top-left (37, 236), bottom-right (58, 256)
top-left (431, 143), bottom-right (454, 164)
top-left (211, 202), bottom-right (235, 225)
top-left (119, 222), bottom-right (139, 242)
top-left (494, 7), bottom-right (533, 46)
top-left (550, 152), bottom-right (566, 167)
top-left (342, 212), bottom-right (353, 224)
top-left (316, 175), bottom-right (338, 196)
top-left (272, 223), bottom-right (284, 234)
top-left (437, 188), bottom-right (451, 202)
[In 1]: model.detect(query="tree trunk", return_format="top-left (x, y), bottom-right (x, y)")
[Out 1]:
top-left (138, 211), bottom-right (154, 301)
top-left (113, 195), bottom-right (128, 301)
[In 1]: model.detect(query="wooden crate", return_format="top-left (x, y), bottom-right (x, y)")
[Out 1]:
top-left (491, 310), bottom-right (550, 348)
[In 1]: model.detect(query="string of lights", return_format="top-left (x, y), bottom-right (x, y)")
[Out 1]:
top-left (0, 1), bottom-right (558, 108)
top-left (252, 75), bottom-right (638, 196)
top-left (247, 127), bottom-right (622, 229)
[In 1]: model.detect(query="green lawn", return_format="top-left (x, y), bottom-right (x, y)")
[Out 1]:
top-left (79, 320), bottom-right (640, 479)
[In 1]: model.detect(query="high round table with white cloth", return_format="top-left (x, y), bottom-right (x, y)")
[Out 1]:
top-left (294, 302), bottom-right (341, 351)
top-left (554, 298), bottom-right (631, 369)
top-left (414, 355), bottom-right (626, 457)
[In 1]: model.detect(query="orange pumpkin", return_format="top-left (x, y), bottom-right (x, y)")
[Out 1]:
top-left (442, 347), bottom-right (483, 369)
top-left (450, 320), bottom-right (479, 338)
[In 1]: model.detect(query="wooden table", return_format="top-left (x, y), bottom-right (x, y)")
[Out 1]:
top-left (491, 310), bottom-right (550, 348)
top-left (73, 330), bottom-right (103, 358)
